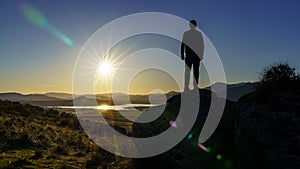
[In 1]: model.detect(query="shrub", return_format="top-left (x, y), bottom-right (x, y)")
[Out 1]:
top-left (260, 62), bottom-right (298, 82)
top-left (256, 62), bottom-right (299, 101)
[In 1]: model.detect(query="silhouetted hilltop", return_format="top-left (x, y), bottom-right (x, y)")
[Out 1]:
top-left (132, 85), bottom-right (300, 169)
top-left (132, 89), bottom-right (237, 169)
top-left (234, 80), bottom-right (300, 169)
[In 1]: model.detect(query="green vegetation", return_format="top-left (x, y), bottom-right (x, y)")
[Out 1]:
top-left (0, 101), bottom-right (132, 169)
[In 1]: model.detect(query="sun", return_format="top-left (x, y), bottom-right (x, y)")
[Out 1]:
top-left (97, 61), bottom-right (112, 76)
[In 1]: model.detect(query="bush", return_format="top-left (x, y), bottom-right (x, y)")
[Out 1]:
top-left (260, 62), bottom-right (298, 82)
top-left (256, 62), bottom-right (299, 102)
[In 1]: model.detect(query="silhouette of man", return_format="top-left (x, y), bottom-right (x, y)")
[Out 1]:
top-left (181, 20), bottom-right (204, 91)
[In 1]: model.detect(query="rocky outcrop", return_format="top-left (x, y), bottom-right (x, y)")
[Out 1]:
top-left (235, 88), bottom-right (300, 169)
top-left (132, 87), bottom-right (300, 169)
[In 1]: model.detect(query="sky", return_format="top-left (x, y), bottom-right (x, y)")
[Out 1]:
top-left (0, 0), bottom-right (299, 94)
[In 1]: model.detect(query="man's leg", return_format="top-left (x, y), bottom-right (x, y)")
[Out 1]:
top-left (193, 60), bottom-right (200, 88)
top-left (184, 58), bottom-right (192, 91)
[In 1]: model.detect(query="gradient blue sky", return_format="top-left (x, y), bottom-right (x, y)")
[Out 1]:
top-left (0, 0), bottom-right (299, 94)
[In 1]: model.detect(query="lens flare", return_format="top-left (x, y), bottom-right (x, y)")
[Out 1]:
top-left (187, 133), bottom-right (193, 139)
top-left (21, 4), bottom-right (73, 46)
top-left (197, 143), bottom-right (210, 153)
top-left (169, 120), bottom-right (177, 128)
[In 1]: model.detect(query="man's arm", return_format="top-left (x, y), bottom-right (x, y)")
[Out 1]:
top-left (181, 33), bottom-right (186, 60)
top-left (181, 42), bottom-right (185, 60)
top-left (198, 32), bottom-right (204, 60)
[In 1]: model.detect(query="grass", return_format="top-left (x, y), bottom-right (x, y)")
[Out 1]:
top-left (0, 100), bottom-right (133, 169)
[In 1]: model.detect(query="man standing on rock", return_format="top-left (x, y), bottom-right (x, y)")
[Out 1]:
top-left (181, 20), bottom-right (204, 91)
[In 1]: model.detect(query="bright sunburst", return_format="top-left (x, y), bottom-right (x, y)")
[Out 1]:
top-left (97, 61), bottom-right (112, 76)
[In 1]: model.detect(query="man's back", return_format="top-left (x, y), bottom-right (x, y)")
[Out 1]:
top-left (182, 29), bottom-right (204, 60)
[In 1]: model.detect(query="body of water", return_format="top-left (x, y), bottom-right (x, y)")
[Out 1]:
top-left (47, 103), bottom-right (158, 111)
top-left (48, 104), bottom-right (162, 132)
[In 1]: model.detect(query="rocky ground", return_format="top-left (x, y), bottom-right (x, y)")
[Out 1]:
top-left (132, 86), bottom-right (300, 169)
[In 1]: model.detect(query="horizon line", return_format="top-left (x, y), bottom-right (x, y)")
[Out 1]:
top-left (0, 80), bottom-right (257, 95)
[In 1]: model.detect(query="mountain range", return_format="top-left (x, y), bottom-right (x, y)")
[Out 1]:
top-left (0, 82), bottom-right (256, 107)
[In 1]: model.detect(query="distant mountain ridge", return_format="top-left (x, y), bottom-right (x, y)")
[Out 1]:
top-left (45, 92), bottom-right (73, 100)
top-left (0, 82), bottom-right (255, 107)
top-left (0, 92), bottom-right (61, 102)
top-left (0, 91), bottom-right (179, 107)
top-left (206, 82), bottom-right (257, 102)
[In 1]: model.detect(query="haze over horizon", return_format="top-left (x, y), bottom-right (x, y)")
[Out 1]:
top-left (0, 81), bottom-right (253, 95)
top-left (1, 0), bottom-right (299, 94)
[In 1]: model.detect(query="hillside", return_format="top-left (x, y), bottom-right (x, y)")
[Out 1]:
top-left (0, 101), bottom-right (132, 169)
top-left (132, 85), bottom-right (300, 169)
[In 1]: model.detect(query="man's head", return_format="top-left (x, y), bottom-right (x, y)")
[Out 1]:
top-left (189, 20), bottom-right (197, 29)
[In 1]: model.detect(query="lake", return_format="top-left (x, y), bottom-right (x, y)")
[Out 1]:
top-left (47, 103), bottom-right (158, 112)
top-left (48, 104), bottom-right (162, 132)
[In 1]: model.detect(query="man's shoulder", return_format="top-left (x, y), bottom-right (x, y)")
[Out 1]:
top-left (193, 29), bottom-right (202, 35)
top-left (185, 29), bottom-right (202, 35)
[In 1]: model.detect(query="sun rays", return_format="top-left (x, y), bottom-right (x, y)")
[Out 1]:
top-left (97, 61), bottom-right (113, 76)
